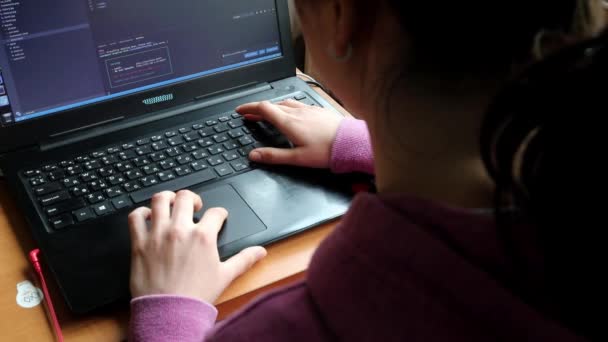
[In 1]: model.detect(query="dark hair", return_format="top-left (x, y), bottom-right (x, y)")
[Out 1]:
top-left (480, 29), bottom-right (608, 340)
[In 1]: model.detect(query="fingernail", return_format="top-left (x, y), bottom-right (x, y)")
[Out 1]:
top-left (249, 151), bottom-right (262, 161)
top-left (256, 248), bottom-right (267, 259)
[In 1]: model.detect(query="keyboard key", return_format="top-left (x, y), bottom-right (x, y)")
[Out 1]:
top-left (89, 179), bottom-right (108, 191)
top-left (207, 157), bottom-right (223, 166)
top-left (33, 182), bottom-right (62, 197)
top-left (193, 123), bottom-right (204, 130)
top-left (90, 151), bottom-right (106, 158)
top-left (182, 143), bottom-right (198, 152)
top-left (176, 155), bottom-right (193, 165)
top-left (213, 134), bottom-right (228, 143)
top-left (231, 160), bottom-right (250, 172)
top-left (118, 150), bottom-right (137, 160)
top-left (190, 161), bottom-right (207, 171)
top-left (107, 146), bottom-right (121, 154)
top-left (199, 128), bottom-right (215, 138)
top-left (93, 201), bottom-right (113, 216)
top-left (105, 186), bottom-right (124, 198)
top-left (43, 164), bottom-right (58, 172)
top-left (159, 160), bottom-right (177, 170)
top-left (107, 175), bottom-right (126, 186)
top-left (228, 130), bottom-right (244, 139)
top-left (151, 135), bottom-right (162, 142)
top-left (184, 132), bottom-right (199, 142)
top-left (157, 171), bottom-right (176, 182)
top-left (239, 136), bottom-right (254, 146)
top-left (86, 192), bottom-right (106, 204)
top-left (206, 120), bottom-right (218, 126)
top-left (125, 170), bottom-right (143, 180)
top-left (140, 176), bottom-right (160, 187)
top-left (165, 131), bottom-right (177, 138)
top-left (142, 164), bottom-right (161, 175)
top-left (137, 138), bottom-right (150, 146)
top-left (45, 198), bottom-right (86, 217)
top-left (133, 157), bottom-right (151, 167)
top-left (231, 113), bottom-right (241, 119)
top-left (295, 94), bottom-right (307, 101)
top-left (214, 123), bottom-right (230, 133)
top-left (84, 160), bottom-right (102, 170)
top-left (174, 167), bottom-right (192, 176)
top-left (112, 195), bottom-right (133, 210)
top-left (198, 139), bottom-right (213, 147)
top-left (130, 169), bottom-right (217, 203)
top-left (152, 141), bottom-right (168, 151)
top-left (222, 152), bottom-right (239, 161)
top-left (80, 172), bottom-right (98, 182)
top-left (101, 155), bottom-right (118, 165)
top-left (70, 186), bottom-right (89, 197)
top-left (167, 136), bottom-right (184, 146)
top-left (228, 119), bottom-right (244, 129)
top-left (66, 165), bottom-right (83, 176)
top-left (74, 155), bottom-right (90, 163)
top-left (98, 167), bottom-right (115, 177)
top-left (215, 165), bottom-right (234, 177)
top-left (62, 176), bottom-right (80, 187)
top-left (218, 116), bottom-right (230, 122)
top-left (178, 127), bottom-right (191, 134)
top-left (122, 142), bottom-right (136, 150)
top-left (49, 170), bottom-right (66, 181)
top-left (166, 147), bottom-right (181, 157)
top-left (40, 191), bottom-right (70, 207)
top-left (51, 214), bottom-right (73, 230)
top-left (192, 151), bottom-right (209, 160)
top-left (135, 146), bottom-right (152, 156)
top-left (60, 160), bottom-right (75, 167)
top-left (150, 152), bottom-right (167, 162)
top-left (115, 162), bottom-right (133, 172)
top-left (123, 181), bottom-right (142, 192)
top-left (24, 169), bottom-right (41, 177)
top-left (242, 127), bottom-right (251, 134)
top-left (207, 147), bottom-right (224, 155)
top-left (73, 207), bottom-right (94, 222)
top-left (223, 142), bottom-right (239, 150)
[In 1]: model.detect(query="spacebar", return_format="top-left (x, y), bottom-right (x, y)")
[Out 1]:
top-left (130, 169), bottom-right (217, 203)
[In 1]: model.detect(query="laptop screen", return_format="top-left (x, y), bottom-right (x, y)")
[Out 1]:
top-left (0, 0), bottom-right (282, 127)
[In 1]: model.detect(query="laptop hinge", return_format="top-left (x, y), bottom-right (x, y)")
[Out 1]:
top-left (40, 82), bottom-right (272, 152)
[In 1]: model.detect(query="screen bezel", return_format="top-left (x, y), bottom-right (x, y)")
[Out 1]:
top-left (0, 0), bottom-right (295, 154)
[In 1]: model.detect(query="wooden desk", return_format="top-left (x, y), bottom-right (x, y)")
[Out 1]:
top-left (0, 83), bottom-right (349, 341)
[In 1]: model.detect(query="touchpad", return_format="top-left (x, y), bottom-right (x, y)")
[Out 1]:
top-left (194, 185), bottom-right (267, 247)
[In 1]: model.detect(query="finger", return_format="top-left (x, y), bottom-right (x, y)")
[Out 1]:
top-left (243, 114), bottom-right (263, 122)
top-left (236, 101), bottom-right (288, 128)
top-left (150, 191), bottom-right (176, 232)
top-left (196, 207), bottom-right (229, 240)
top-left (222, 246), bottom-right (267, 282)
top-left (249, 147), bottom-right (303, 166)
top-left (279, 99), bottom-right (308, 109)
top-left (128, 207), bottom-right (152, 247)
top-left (171, 190), bottom-right (203, 226)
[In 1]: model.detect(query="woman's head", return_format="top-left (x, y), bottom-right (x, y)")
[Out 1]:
top-left (294, 0), bottom-right (603, 116)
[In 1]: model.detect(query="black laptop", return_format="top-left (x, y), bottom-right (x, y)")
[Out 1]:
top-left (0, 0), bottom-right (351, 313)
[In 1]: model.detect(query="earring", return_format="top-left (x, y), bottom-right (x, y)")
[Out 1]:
top-left (328, 42), bottom-right (353, 62)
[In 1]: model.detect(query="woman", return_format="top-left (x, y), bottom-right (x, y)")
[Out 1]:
top-left (128, 0), bottom-right (605, 341)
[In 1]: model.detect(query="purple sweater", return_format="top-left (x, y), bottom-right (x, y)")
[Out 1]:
top-left (130, 119), bottom-right (582, 341)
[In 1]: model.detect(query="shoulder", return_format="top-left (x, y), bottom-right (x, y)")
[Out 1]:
top-left (207, 282), bottom-right (333, 341)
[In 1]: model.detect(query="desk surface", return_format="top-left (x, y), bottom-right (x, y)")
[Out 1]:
top-left (0, 82), bottom-right (349, 341)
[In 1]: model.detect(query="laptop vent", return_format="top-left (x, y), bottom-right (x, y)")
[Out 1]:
top-left (142, 94), bottom-right (174, 105)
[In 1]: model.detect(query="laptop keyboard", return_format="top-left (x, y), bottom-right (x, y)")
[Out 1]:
top-left (21, 94), bottom-right (311, 231)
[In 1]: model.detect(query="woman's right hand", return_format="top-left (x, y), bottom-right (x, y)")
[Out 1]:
top-left (236, 100), bottom-right (343, 169)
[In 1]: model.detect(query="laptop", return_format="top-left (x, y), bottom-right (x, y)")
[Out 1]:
top-left (0, 0), bottom-right (351, 313)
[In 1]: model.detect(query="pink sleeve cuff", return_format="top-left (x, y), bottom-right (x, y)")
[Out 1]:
top-left (129, 295), bottom-right (218, 342)
top-left (330, 119), bottom-right (375, 175)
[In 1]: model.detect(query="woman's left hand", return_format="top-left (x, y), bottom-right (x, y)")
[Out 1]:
top-left (128, 190), bottom-right (267, 303)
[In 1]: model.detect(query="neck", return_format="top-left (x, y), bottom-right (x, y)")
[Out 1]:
top-left (365, 81), bottom-right (498, 208)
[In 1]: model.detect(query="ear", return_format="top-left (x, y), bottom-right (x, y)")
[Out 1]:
top-left (331, 0), bottom-right (358, 56)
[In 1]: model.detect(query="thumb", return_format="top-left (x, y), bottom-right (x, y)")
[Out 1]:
top-left (222, 246), bottom-right (267, 282)
top-left (249, 147), bottom-right (302, 166)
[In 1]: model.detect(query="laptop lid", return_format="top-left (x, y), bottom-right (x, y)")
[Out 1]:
top-left (0, 0), bottom-right (295, 154)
